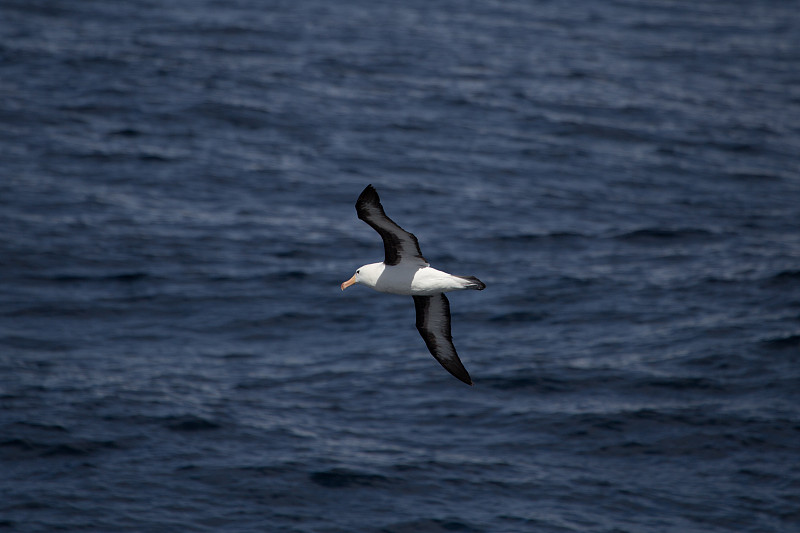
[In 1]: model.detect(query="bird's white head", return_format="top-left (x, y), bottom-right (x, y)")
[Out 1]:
top-left (340, 262), bottom-right (384, 291)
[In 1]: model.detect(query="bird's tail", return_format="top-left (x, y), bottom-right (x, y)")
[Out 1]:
top-left (456, 275), bottom-right (486, 290)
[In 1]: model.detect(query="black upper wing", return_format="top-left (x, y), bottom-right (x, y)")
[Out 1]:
top-left (355, 185), bottom-right (428, 266)
top-left (413, 293), bottom-right (473, 385)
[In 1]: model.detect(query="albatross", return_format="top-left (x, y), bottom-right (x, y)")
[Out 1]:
top-left (341, 185), bottom-right (485, 385)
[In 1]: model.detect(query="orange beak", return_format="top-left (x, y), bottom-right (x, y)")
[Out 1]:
top-left (340, 275), bottom-right (356, 291)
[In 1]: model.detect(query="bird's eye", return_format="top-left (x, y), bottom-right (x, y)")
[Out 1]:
top-left (356, 269), bottom-right (360, 274)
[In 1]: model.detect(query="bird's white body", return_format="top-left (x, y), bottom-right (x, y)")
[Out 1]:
top-left (352, 262), bottom-right (477, 296)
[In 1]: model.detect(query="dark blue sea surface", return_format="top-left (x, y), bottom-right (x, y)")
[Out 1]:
top-left (2, 0), bottom-right (800, 531)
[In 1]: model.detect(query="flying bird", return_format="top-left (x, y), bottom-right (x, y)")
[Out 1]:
top-left (341, 185), bottom-right (485, 385)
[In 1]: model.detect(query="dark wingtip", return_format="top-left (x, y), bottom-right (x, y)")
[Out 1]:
top-left (453, 368), bottom-right (473, 386)
top-left (356, 184), bottom-right (380, 210)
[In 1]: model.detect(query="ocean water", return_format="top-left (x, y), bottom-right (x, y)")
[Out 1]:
top-left (1, 0), bottom-right (799, 531)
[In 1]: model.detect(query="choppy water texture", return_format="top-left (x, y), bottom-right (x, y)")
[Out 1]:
top-left (2, 0), bottom-right (800, 531)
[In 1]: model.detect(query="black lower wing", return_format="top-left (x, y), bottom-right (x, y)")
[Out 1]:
top-left (413, 294), bottom-right (473, 385)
